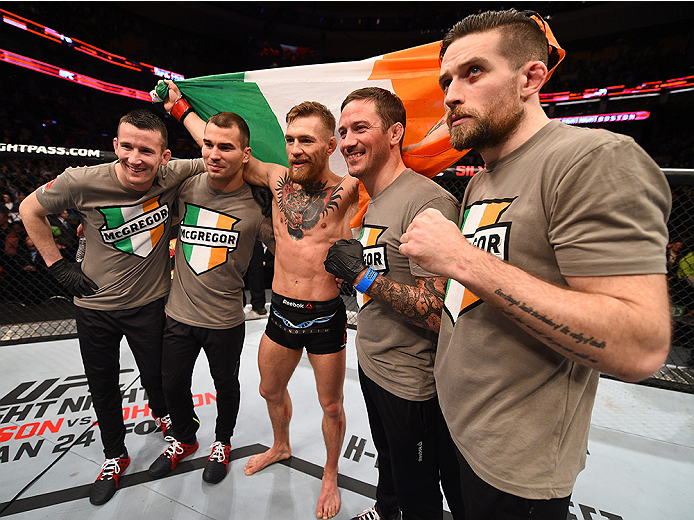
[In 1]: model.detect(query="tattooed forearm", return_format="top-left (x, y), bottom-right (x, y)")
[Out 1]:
top-left (365, 275), bottom-right (447, 332)
top-left (494, 288), bottom-right (604, 363)
top-left (496, 307), bottom-right (599, 363)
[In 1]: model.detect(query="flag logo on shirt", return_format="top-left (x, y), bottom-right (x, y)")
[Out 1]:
top-left (179, 203), bottom-right (240, 275)
top-left (444, 199), bottom-right (514, 324)
top-left (98, 196), bottom-right (169, 258)
top-left (356, 225), bottom-right (388, 309)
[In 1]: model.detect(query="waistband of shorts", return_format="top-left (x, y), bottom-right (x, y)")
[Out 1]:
top-left (271, 292), bottom-right (342, 313)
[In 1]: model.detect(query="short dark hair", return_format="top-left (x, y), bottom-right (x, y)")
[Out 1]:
top-left (341, 87), bottom-right (406, 134)
top-left (207, 112), bottom-right (251, 148)
top-left (286, 101), bottom-right (336, 137)
top-left (118, 109), bottom-right (169, 149)
top-left (440, 9), bottom-right (549, 70)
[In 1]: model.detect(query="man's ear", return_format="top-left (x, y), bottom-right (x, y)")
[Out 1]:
top-left (327, 135), bottom-right (338, 156)
top-left (113, 137), bottom-right (118, 152)
top-left (243, 146), bottom-right (252, 164)
top-left (161, 149), bottom-right (172, 165)
top-left (521, 61), bottom-right (548, 99)
top-left (390, 122), bottom-right (405, 147)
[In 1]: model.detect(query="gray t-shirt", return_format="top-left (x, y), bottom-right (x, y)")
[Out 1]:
top-left (35, 158), bottom-right (204, 310)
top-left (166, 174), bottom-right (273, 329)
top-left (356, 168), bottom-right (460, 401)
top-left (436, 121), bottom-right (671, 499)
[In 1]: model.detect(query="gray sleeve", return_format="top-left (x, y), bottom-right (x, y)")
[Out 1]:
top-left (549, 139), bottom-right (670, 276)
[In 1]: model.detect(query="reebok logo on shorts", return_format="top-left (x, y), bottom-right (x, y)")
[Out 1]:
top-left (445, 198), bottom-right (514, 324)
top-left (180, 203), bottom-right (240, 275)
top-left (98, 196), bottom-right (169, 258)
top-left (357, 225), bottom-right (388, 309)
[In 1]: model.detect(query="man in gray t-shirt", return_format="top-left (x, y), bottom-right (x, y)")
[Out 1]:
top-left (20, 109), bottom-right (204, 506)
top-left (147, 111), bottom-right (273, 485)
top-left (324, 88), bottom-right (463, 520)
top-left (400, 10), bottom-right (671, 520)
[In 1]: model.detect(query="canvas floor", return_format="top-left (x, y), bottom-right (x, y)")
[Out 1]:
top-left (1, 313), bottom-right (693, 519)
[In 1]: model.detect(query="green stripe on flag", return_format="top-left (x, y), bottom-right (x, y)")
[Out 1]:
top-left (100, 207), bottom-right (126, 227)
top-left (183, 203), bottom-right (200, 226)
top-left (115, 237), bottom-right (134, 255)
top-left (176, 73), bottom-right (288, 167)
top-left (100, 206), bottom-right (133, 253)
top-left (182, 203), bottom-right (200, 261)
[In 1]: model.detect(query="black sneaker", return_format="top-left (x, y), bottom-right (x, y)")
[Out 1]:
top-left (154, 414), bottom-right (174, 442)
top-left (148, 439), bottom-right (199, 478)
top-left (202, 441), bottom-right (232, 484)
top-left (89, 452), bottom-right (130, 505)
top-left (351, 504), bottom-right (402, 520)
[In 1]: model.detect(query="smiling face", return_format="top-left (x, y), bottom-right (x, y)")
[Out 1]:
top-left (284, 115), bottom-right (336, 186)
top-left (338, 99), bottom-right (392, 181)
top-left (202, 122), bottom-right (251, 191)
top-left (113, 123), bottom-right (171, 192)
top-left (439, 29), bottom-right (525, 152)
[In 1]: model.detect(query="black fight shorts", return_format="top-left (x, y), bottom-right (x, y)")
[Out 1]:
top-left (265, 292), bottom-right (347, 355)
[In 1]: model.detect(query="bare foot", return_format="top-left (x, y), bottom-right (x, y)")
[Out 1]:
top-left (244, 446), bottom-right (291, 475)
top-left (315, 472), bottom-right (341, 519)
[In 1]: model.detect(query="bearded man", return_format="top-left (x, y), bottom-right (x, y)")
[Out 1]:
top-left (162, 81), bottom-right (359, 520)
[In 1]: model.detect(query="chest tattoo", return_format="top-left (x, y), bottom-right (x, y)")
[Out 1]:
top-left (276, 173), bottom-right (343, 240)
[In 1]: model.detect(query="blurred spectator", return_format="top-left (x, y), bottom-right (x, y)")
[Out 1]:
top-left (3, 193), bottom-right (21, 222)
top-left (243, 240), bottom-right (268, 319)
top-left (48, 209), bottom-right (79, 259)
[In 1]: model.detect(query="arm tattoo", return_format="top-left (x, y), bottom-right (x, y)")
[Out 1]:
top-left (494, 288), bottom-right (603, 364)
top-left (366, 275), bottom-right (447, 332)
top-left (276, 172), bottom-right (343, 240)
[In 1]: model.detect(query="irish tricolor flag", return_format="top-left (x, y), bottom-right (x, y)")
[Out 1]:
top-left (180, 203), bottom-right (239, 275)
top-left (98, 196), bottom-right (168, 258)
top-left (165, 41), bottom-right (466, 179)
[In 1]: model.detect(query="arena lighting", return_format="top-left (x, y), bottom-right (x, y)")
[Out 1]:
top-left (552, 111), bottom-right (650, 125)
top-left (540, 76), bottom-right (694, 103)
top-left (0, 8), bottom-right (184, 80)
top-left (0, 48), bottom-right (151, 102)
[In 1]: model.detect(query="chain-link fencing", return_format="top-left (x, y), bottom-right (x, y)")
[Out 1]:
top-left (1, 154), bottom-right (692, 392)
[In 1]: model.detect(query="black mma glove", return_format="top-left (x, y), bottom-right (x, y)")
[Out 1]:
top-left (48, 258), bottom-right (98, 298)
top-left (324, 239), bottom-right (367, 284)
top-left (250, 184), bottom-right (273, 218)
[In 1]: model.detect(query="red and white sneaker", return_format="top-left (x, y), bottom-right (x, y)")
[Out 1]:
top-left (154, 414), bottom-right (174, 442)
top-left (89, 452), bottom-right (130, 505)
top-left (148, 439), bottom-right (199, 478)
top-left (202, 441), bottom-right (232, 484)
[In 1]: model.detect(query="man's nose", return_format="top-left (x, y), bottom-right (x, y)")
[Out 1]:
top-left (444, 81), bottom-right (464, 109)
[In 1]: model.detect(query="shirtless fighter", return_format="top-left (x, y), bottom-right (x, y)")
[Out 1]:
top-left (161, 80), bottom-right (359, 519)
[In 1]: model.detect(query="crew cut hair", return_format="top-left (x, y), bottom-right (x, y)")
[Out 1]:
top-left (440, 9), bottom-right (549, 70)
top-left (341, 87), bottom-right (406, 139)
top-left (286, 101), bottom-right (336, 137)
top-left (208, 112), bottom-right (251, 148)
top-left (118, 109), bottom-right (168, 149)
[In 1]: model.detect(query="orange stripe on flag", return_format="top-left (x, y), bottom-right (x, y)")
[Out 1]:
top-left (216, 213), bottom-right (235, 231)
top-left (208, 213), bottom-right (236, 269)
top-left (150, 221), bottom-right (164, 248)
top-left (142, 196), bottom-right (160, 213)
top-left (460, 289), bottom-right (479, 313)
top-left (208, 245), bottom-right (227, 269)
top-left (369, 42), bottom-right (443, 148)
top-left (368, 41), bottom-right (467, 178)
top-left (480, 202), bottom-right (511, 228)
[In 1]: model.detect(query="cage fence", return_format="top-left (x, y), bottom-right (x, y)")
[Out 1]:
top-left (1, 155), bottom-right (692, 392)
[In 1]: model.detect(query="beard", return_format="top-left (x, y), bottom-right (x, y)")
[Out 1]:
top-left (288, 159), bottom-right (323, 185)
top-left (448, 96), bottom-right (525, 153)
